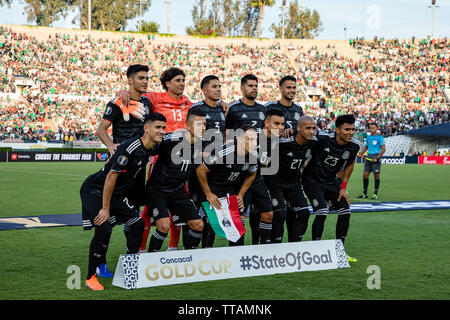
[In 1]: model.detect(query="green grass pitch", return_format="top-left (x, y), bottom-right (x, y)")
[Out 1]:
top-left (0, 162), bottom-right (449, 299)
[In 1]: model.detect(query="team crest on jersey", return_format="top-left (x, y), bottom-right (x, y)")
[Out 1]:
top-left (105, 106), bottom-right (112, 115)
top-left (259, 112), bottom-right (265, 120)
top-left (117, 155), bottom-right (128, 166)
top-left (220, 113), bottom-right (225, 121)
top-left (294, 112), bottom-right (300, 120)
top-left (305, 149), bottom-right (311, 158)
top-left (241, 163), bottom-right (249, 171)
top-left (153, 208), bottom-right (159, 217)
top-left (342, 151), bottom-right (350, 160)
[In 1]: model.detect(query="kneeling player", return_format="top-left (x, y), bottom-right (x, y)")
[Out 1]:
top-left (196, 125), bottom-right (260, 246)
top-left (145, 109), bottom-right (206, 252)
top-left (80, 113), bottom-right (166, 290)
top-left (302, 115), bottom-right (360, 262)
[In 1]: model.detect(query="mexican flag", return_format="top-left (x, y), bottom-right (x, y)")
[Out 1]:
top-left (202, 195), bottom-right (246, 243)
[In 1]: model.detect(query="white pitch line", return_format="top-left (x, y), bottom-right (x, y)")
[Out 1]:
top-left (0, 168), bottom-right (85, 177)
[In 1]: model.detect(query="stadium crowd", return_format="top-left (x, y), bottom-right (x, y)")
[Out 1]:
top-left (0, 25), bottom-right (449, 142)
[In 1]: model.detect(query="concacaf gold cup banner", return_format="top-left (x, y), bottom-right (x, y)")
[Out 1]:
top-left (112, 239), bottom-right (350, 289)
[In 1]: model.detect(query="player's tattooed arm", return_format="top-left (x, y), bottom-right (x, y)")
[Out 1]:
top-left (338, 160), bottom-right (355, 206)
top-left (96, 119), bottom-right (119, 156)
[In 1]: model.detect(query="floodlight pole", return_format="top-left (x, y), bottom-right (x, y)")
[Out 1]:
top-left (165, 0), bottom-right (171, 34)
top-left (88, 0), bottom-right (91, 30)
top-left (281, 0), bottom-right (286, 39)
top-left (428, 4), bottom-right (440, 38)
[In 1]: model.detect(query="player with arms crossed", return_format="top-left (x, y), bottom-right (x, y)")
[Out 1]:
top-left (357, 122), bottom-right (386, 200)
top-left (302, 114), bottom-right (360, 262)
top-left (80, 113), bottom-right (166, 290)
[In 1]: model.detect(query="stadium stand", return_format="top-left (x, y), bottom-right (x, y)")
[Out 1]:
top-left (0, 24), bottom-right (448, 151)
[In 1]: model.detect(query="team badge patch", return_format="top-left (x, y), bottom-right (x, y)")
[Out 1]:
top-left (259, 112), bottom-right (265, 120)
top-left (305, 148), bottom-right (311, 158)
top-left (153, 208), bottom-right (159, 217)
top-left (117, 155), bottom-right (128, 166)
top-left (294, 112), bottom-right (300, 120)
top-left (342, 151), bottom-right (350, 160)
top-left (105, 106), bottom-right (112, 115)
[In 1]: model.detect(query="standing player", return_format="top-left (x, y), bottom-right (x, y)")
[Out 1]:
top-left (81, 113), bottom-right (166, 290)
top-left (265, 75), bottom-right (304, 241)
top-left (196, 125), bottom-right (260, 246)
top-left (188, 75), bottom-right (226, 247)
top-left (267, 116), bottom-right (318, 242)
top-left (302, 115), bottom-right (360, 262)
top-left (225, 74), bottom-right (274, 246)
top-left (94, 64), bottom-right (152, 278)
top-left (265, 75), bottom-right (304, 138)
top-left (145, 109), bottom-right (206, 252)
top-left (357, 122), bottom-right (386, 200)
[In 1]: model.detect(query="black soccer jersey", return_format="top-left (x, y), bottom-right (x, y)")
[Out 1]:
top-left (147, 132), bottom-right (202, 193)
top-left (303, 132), bottom-right (360, 183)
top-left (204, 140), bottom-right (258, 190)
top-left (225, 100), bottom-right (266, 133)
top-left (103, 96), bottom-right (153, 144)
top-left (264, 101), bottom-right (304, 130)
top-left (273, 136), bottom-right (318, 187)
top-left (188, 100), bottom-right (225, 146)
top-left (81, 138), bottom-right (159, 197)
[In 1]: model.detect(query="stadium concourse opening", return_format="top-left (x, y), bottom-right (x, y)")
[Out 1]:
top-left (2, 200), bottom-right (450, 230)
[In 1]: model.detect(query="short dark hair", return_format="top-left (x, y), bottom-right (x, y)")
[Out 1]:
top-left (144, 112), bottom-right (166, 124)
top-left (241, 74), bottom-right (258, 86)
top-left (335, 114), bottom-right (356, 128)
top-left (265, 109), bottom-right (285, 119)
top-left (279, 75), bottom-right (297, 87)
top-left (237, 124), bottom-right (257, 134)
top-left (126, 64), bottom-right (149, 78)
top-left (201, 75), bottom-right (220, 89)
top-left (369, 122), bottom-right (378, 127)
top-left (186, 108), bottom-right (206, 124)
top-left (160, 67), bottom-right (185, 91)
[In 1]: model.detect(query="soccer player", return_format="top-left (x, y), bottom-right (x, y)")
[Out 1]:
top-left (264, 75), bottom-right (304, 241)
top-left (302, 115), bottom-right (360, 262)
top-left (188, 75), bottom-right (226, 248)
top-left (253, 109), bottom-right (285, 244)
top-left (265, 115), bottom-right (318, 243)
top-left (80, 113), bottom-right (166, 290)
top-left (196, 125), bottom-right (260, 246)
top-left (145, 109), bottom-right (207, 252)
top-left (94, 64), bottom-right (152, 277)
top-left (225, 74), bottom-right (274, 245)
top-left (357, 122), bottom-right (386, 200)
top-left (264, 75), bottom-right (304, 138)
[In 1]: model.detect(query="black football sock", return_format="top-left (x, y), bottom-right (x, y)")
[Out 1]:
top-left (311, 214), bottom-right (327, 241)
top-left (148, 229), bottom-right (168, 252)
top-left (292, 208), bottom-right (310, 242)
top-left (87, 223), bottom-right (109, 279)
top-left (363, 178), bottom-right (369, 195)
top-left (126, 219), bottom-right (145, 254)
top-left (100, 225), bottom-right (113, 265)
top-left (184, 229), bottom-right (203, 249)
top-left (285, 207), bottom-right (296, 242)
top-left (249, 208), bottom-right (261, 245)
top-left (374, 178), bottom-right (380, 194)
top-left (336, 212), bottom-right (351, 244)
top-left (201, 217), bottom-right (216, 248)
top-left (271, 209), bottom-right (286, 243)
top-left (259, 220), bottom-right (272, 244)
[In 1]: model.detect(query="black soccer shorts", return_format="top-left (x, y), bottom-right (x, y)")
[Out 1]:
top-left (363, 154), bottom-right (382, 173)
top-left (303, 179), bottom-right (351, 216)
top-left (147, 190), bottom-right (201, 226)
top-left (243, 179), bottom-right (273, 214)
top-left (268, 183), bottom-right (309, 214)
top-left (80, 191), bottom-right (141, 230)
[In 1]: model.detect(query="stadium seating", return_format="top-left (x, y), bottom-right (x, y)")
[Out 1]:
top-left (0, 24), bottom-right (448, 149)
